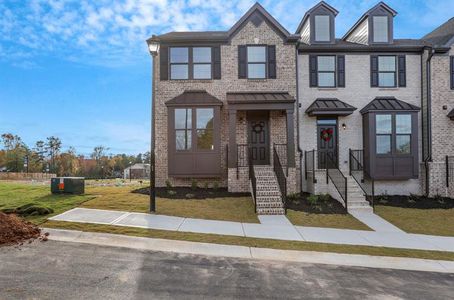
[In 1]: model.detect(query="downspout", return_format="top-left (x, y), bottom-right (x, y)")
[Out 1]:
top-left (295, 41), bottom-right (304, 193)
top-left (423, 47), bottom-right (435, 196)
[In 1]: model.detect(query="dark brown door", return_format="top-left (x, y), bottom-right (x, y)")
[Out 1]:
top-left (248, 112), bottom-right (269, 165)
top-left (317, 119), bottom-right (338, 169)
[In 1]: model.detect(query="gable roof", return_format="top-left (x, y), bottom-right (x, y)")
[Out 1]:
top-left (342, 1), bottom-right (397, 41)
top-left (295, 1), bottom-right (339, 34)
top-left (360, 97), bottom-right (420, 114)
top-left (148, 2), bottom-right (298, 44)
top-left (305, 98), bottom-right (356, 116)
top-left (422, 17), bottom-right (454, 48)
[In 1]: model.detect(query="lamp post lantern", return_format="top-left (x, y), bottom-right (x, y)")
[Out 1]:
top-left (147, 37), bottom-right (160, 213)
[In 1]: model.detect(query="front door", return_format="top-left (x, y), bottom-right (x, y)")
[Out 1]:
top-left (248, 111), bottom-right (269, 165)
top-left (317, 118), bottom-right (338, 169)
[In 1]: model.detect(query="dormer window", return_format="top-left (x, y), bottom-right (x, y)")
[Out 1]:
top-left (314, 15), bottom-right (330, 42)
top-left (372, 16), bottom-right (389, 43)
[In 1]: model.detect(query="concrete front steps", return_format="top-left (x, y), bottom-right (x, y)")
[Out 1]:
top-left (346, 177), bottom-right (373, 213)
top-left (253, 165), bottom-right (285, 215)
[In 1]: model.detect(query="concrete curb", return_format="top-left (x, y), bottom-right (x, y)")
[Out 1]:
top-left (43, 228), bottom-right (454, 274)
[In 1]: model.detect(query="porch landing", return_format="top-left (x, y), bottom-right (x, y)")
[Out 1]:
top-left (50, 208), bottom-right (454, 253)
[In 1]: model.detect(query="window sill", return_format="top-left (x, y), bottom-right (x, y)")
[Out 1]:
top-left (247, 79), bottom-right (268, 82)
top-left (377, 87), bottom-right (400, 91)
top-left (317, 87), bottom-right (338, 91)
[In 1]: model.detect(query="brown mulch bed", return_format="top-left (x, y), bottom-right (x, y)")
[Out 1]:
top-left (376, 194), bottom-right (454, 209)
top-left (132, 187), bottom-right (250, 199)
top-left (286, 193), bottom-right (348, 214)
top-left (0, 212), bottom-right (47, 247)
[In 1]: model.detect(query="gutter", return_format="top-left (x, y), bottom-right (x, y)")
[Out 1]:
top-left (423, 47), bottom-right (435, 196)
top-left (295, 40), bottom-right (304, 193)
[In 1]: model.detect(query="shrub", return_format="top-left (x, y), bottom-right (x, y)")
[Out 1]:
top-left (307, 194), bottom-right (319, 206)
top-left (213, 181), bottom-right (219, 191)
top-left (191, 179), bottom-right (198, 190)
top-left (319, 194), bottom-right (331, 203)
top-left (287, 193), bottom-right (300, 202)
top-left (165, 179), bottom-right (172, 189)
top-left (203, 182), bottom-right (209, 190)
top-left (185, 193), bottom-right (195, 199)
top-left (167, 190), bottom-right (177, 196)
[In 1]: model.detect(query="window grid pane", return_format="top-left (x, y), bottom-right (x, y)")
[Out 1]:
top-left (376, 135), bottom-right (391, 154)
top-left (396, 135), bottom-right (411, 154)
top-left (176, 130), bottom-right (191, 150)
top-left (248, 63), bottom-right (266, 78)
top-left (315, 15), bottom-right (330, 42)
top-left (396, 114), bottom-right (411, 134)
top-left (376, 114), bottom-right (392, 134)
top-left (197, 129), bottom-right (214, 150)
top-left (373, 16), bottom-right (388, 43)
top-left (170, 47), bottom-right (188, 63)
top-left (175, 109), bottom-right (191, 129)
top-left (317, 56), bottom-right (335, 71)
top-left (171, 65), bottom-right (188, 80)
top-left (196, 109), bottom-right (214, 129)
top-left (318, 73), bottom-right (335, 87)
top-left (193, 47), bottom-right (211, 63)
top-left (378, 73), bottom-right (395, 87)
top-left (378, 56), bottom-right (396, 71)
top-left (193, 64), bottom-right (211, 79)
top-left (247, 46), bottom-right (266, 63)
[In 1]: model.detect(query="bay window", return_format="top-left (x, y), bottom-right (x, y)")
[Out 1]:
top-left (375, 113), bottom-right (412, 155)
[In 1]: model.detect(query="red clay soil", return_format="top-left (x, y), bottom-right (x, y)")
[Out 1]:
top-left (0, 212), bottom-right (45, 246)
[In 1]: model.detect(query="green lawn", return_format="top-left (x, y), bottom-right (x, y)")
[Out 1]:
top-left (44, 220), bottom-right (454, 262)
top-left (0, 182), bottom-right (94, 224)
top-left (286, 209), bottom-right (371, 231)
top-left (0, 181), bottom-right (259, 224)
top-left (375, 205), bottom-right (454, 237)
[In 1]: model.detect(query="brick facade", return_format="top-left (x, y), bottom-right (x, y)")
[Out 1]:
top-left (153, 16), bottom-right (299, 194)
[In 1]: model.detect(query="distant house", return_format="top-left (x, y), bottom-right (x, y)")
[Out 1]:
top-left (124, 163), bottom-right (150, 179)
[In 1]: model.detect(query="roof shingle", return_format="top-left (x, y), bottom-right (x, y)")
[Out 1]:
top-left (360, 97), bottom-right (420, 114)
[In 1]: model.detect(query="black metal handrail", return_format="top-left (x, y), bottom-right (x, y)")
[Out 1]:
top-left (447, 156), bottom-right (454, 188)
top-left (273, 147), bottom-right (287, 214)
top-left (349, 149), bottom-right (375, 209)
top-left (325, 153), bottom-right (348, 210)
top-left (304, 150), bottom-right (316, 183)
top-left (237, 144), bottom-right (249, 179)
top-left (249, 149), bottom-right (257, 213)
top-left (274, 143), bottom-right (288, 176)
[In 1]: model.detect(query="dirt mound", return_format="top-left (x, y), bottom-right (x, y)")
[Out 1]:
top-left (0, 212), bottom-right (46, 247)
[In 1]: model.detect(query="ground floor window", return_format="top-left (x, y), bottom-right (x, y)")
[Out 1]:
top-left (375, 113), bottom-right (412, 155)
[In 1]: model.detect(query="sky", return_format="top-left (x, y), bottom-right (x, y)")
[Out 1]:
top-left (1, 0), bottom-right (453, 156)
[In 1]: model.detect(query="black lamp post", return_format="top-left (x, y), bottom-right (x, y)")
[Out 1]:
top-left (147, 37), bottom-right (160, 213)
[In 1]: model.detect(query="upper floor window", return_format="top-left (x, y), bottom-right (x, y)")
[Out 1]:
top-left (238, 45), bottom-right (276, 79)
top-left (314, 15), bottom-right (330, 42)
top-left (169, 47), bottom-right (214, 80)
top-left (378, 56), bottom-right (396, 87)
top-left (372, 16), bottom-right (388, 43)
top-left (317, 56), bottom-right (336, 87)
top-left (309, 55), bottom-right (345, 88)
top-left (247, 46), bottom-right (266, 79)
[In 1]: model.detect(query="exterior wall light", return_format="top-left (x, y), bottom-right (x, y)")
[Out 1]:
top-left (342, 123), bottom-right (347, 130)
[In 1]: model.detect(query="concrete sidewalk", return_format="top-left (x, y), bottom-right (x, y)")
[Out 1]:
top-left (44, 228), bottom-right (454, 274)
top-left (49, 208), bottom-right (454, 253)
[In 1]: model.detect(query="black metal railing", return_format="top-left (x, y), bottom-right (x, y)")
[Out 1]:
top-left (273, 146), bottom-right (287, 214)
top-left (304, 150), bottom-right (316, 183)
top-left (447, 156), bottom-right (454, 188)
top-left (325, 153), bottom-right (348, 210)
top-left (237, 144), bottom-right (249, 179)
top-left (349, 149), bottom-right (375, 209)
top-left (249, 149), bottom-right (257, 213)
top-left (274, 143), bottom-right (288, 176)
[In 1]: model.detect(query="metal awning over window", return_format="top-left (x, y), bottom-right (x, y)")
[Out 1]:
top-left (305, 98), bottom-right (356, 116)
top-left (448, 109), bottom-right (454, 120)
top-left (360, 97), bottom-right (420, 114)
top-left (227, 92), bottom-right (295, 111)
top-left (166, 90), bottom-right (223, 107)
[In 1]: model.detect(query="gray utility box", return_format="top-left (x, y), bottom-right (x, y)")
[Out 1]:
top-left (51, 177), bottom-right (85, 194)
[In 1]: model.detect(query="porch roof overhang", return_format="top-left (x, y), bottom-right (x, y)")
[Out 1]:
top-left (360, 97), bottom-right (420, 114)
top-left (305, 98), bottom-right (357, 116)
top-left (226, 92), bottom-right (295, 111)
top-left (448, 109), bottom-right (454, 120)
top-left (165, 90), bottom-right (223, 107)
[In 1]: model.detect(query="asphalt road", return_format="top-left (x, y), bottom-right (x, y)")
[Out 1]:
top-left (1, 241), bottom-right (454, 299)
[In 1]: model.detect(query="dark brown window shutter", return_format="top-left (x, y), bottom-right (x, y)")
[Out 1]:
top-left (160, 45), bottom-right (169, 80)
top-left (267, 45), bottom-right (276, 79)
top-left (337, 55), bottom-right (345, 87)
top-left (370, 55), bottom-right (378, 87)
top-left (212, 46), bottom-right (221, 80)
top-left (238, 46), bottom-right (247, 79)
top-left (398, 55), bottom-right (406, 87)
top-left (309, 55), bottom-right (318, 87)
top-left (451, 56), bottom-right (454, 90)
